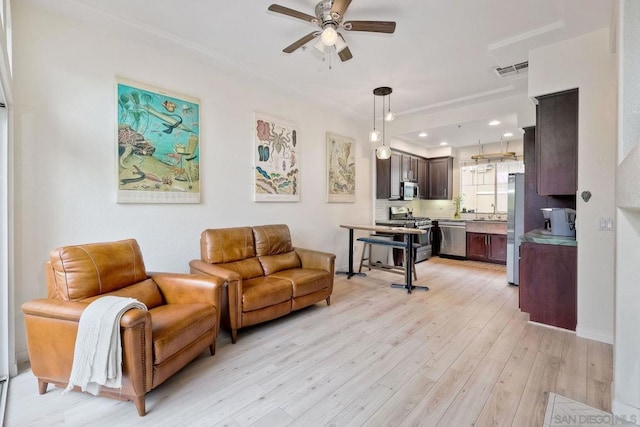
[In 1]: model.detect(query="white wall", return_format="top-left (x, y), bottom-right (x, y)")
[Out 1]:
top-left (11, 2), bottom-right (372, 361)
top-left (528, 29), bottom-right (617, 344)
top-left (614, 0), bottom-right (640, 419)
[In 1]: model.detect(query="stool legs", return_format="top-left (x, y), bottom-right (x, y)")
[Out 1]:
top-left (358, 242), bottom-right (371, 273)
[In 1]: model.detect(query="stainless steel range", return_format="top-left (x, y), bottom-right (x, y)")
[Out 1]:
top-left (375, 207), bottom-right (433, 263)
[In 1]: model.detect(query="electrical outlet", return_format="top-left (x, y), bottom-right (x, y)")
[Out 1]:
top-left (599, 218), bottom-right (607, 230)
top-left (606, 218), bottom-right (614, 230)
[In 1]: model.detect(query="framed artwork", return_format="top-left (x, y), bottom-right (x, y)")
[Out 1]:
top-left (253, 113), bottom-right (299, 202)
top-left (326, 132), bottom-right (356, 203)
top-left (116, 77), bottom-right (200, 203)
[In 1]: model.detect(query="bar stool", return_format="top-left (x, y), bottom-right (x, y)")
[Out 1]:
top-left (357, 237), bottom-right (418, 280)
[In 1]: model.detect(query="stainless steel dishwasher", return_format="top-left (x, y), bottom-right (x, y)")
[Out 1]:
top-left (438, 221), bottom-right (467, 258)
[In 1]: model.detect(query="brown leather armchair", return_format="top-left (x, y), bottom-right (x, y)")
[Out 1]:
top-left (21, 239), bottom-right (225, 416)
top-left (189, 224), bottom-right (335, 343)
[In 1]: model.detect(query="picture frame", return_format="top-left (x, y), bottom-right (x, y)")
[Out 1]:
top-left (253, 113), bottom-right (299, 202)
top-left (326, 132), bottom-right (356, 203)
top-left (116, 77), bottom-right (200, 203)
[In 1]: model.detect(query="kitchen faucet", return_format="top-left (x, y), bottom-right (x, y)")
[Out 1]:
top-left (490, 203), bottom-right (495, 219)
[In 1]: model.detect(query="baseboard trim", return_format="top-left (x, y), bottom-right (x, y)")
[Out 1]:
top-left (15, 350), bottom-right (29, 365)
top-left (575, 326), bottom-right (614, 344)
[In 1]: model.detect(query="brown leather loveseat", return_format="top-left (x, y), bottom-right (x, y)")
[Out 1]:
top-left (189, 224), bottom-right (335, 343)
top-left (21, 238), bottom-right (225, 416)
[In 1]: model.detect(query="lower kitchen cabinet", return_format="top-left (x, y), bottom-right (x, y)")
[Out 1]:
top-left (519, 242), bottom-right (577, 330)
top-left (466, 232), bottom-right (506, 264)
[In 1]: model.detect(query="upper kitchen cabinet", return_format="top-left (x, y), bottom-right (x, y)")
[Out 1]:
top-left (417, 157), bottom-right (428, 199)
top-left (535, 89), bottom-right (578, 196)
top-left (427, 157), bottom-right (453, 200)
top-left (402, 154), bottom-right (419, 181)
top-left (376, 151), bottom-right (402, 199)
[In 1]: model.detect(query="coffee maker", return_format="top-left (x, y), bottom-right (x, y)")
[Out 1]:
top-left (542, 208), bottom-right (576, 236)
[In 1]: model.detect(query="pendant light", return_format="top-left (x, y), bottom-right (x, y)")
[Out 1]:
top-left (372, 87), bottom-right (393, 160)
top-left (368, 93), bottom-right (381, 143)
top-left (385, 93), bottom-right (395, 122)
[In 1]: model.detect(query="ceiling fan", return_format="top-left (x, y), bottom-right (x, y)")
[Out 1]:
top-left (268, 0), bottom-right (396, 62)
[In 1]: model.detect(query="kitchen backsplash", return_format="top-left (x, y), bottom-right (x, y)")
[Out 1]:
top-left (375, 199), bottom-right (456, 221)
top-left (375, 199), bottom-right (507, 221)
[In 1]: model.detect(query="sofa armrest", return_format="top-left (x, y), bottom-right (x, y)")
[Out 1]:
top-left (151, 272), bottom-right (225, 307)
top-left (189, 260), bottom-right (242, 282)
top-left (22, 299), bottom-right (153, 395)
top-left (188, 260), bottom-right (242, 342)
top-left (294, 247), bottom-right (336, 274)
top-left (22, 299), bottom-right (88, 321)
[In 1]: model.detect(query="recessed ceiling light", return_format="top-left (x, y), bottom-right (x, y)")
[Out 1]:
top-left (418, 132), bottom-right (428, 138)
top-left (489, 120), bottom-right (501, 126)
top-left (503, 132), bottom-right (513, 137)
top-left (440, 141), bottom-right (448, 146)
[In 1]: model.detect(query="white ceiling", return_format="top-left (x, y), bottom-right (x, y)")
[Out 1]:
top-left (49, 0), bottom-right (613, 148)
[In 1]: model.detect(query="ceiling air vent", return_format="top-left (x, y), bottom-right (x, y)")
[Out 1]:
top-left (494, 61), bottom-right (528, 79)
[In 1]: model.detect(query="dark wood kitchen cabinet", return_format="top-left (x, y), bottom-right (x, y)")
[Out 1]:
top-left (376, 152), bottom-right (402, 199)
top-left (401, 154), bottom-right (419, 181)
top-left (523, 126), bottom-right (576, 232)
top-left (427, 156), bottom-right (453, 200)
top-left (536, 89), bottom-right (578, 196)
top-left (466, 232), bottom-right (507, 264)
top-left (417, 158), bottom-right (428, 199)
top-left (519, 242), bottom-right (577, 330)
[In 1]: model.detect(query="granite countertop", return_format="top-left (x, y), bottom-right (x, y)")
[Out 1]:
top-left (521, 229), bottom-right (577, 246)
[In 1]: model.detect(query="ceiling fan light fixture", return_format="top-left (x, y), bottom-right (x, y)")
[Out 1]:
top-left (321, 25), bottom-right (338, 46)
top-left (313, 38), bottom-right (325, 53)
top-left (334, 34), bottom-right (348, 53)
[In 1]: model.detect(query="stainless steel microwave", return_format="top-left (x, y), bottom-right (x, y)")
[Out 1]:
top-left (401, 181), bottom-right (418, 200)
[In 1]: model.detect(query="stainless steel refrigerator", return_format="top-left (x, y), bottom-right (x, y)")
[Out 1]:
top-left (507, 173), bottom-right (524, 285)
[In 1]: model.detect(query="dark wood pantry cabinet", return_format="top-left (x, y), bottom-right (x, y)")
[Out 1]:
top-left (535, 89), bottom-right (578, 196)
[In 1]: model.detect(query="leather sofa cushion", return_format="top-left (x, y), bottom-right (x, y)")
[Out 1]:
top-left (201, 227), bottom-right (256, 264)
top-left (253, 224), bottom-right (293, 256)
top-left (241, 277), bottom-right (292, 311)
top-left (49, 239), bottom-right (148, 301)
top-left (259, 251), bottom-right (301, 275)
top-left (270, 269), bottom-right (330, 298)
top-left (81, 279), bottom-right (164, 309)
top-left (151, 303), bottom-right (216, 365)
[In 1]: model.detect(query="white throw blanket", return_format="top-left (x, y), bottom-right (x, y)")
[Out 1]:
top-left (63, 296), bottom-right (147, 396)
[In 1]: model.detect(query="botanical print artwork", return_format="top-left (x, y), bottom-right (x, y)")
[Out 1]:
top-left (326, 132), bottom-right (356, 202)
top-left (117, 77), bottom-right (200, 203)
top-left (254, 114), bottom-right (299, 202)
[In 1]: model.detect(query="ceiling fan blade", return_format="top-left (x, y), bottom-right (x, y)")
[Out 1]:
top-left (283, 32), bottom-right (320, 53)
top-left (331, 0), bottom-right (353, 20)
top-left (343, 20), bottom-right (397, 33)
top-left (268, 4), bottom-right (317, 23)
top-left (338, 46), bottom-right (353, 62)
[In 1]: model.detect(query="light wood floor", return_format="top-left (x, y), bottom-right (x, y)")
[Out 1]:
top-left (6, 257), bottom-right (613, 426)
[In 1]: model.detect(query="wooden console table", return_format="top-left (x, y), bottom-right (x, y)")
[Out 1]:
top-left (338, 224), bottom-right (428, 294)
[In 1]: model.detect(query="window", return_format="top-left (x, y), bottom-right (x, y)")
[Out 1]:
top-left (460, 161), bottom-right (524, 214)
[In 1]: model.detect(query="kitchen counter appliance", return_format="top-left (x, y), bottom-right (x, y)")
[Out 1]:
top-left (437, 220), bottom-right (467, 258)
top-left (375, 206), bottom-right (432, 263)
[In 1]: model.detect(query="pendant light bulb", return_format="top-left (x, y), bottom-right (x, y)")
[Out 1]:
top-left (385, 110), bottom-right (395, 122)
top-left (376, 145), bottom-right (392, 160)
top-left (369, 129), bottom-right (381, 143)
top-left (385, 93), bottom-right (395, 121)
